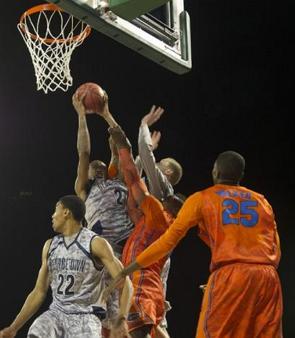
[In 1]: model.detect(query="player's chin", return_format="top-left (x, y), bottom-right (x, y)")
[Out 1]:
top-left (52, 223), bottom-right (58, 232)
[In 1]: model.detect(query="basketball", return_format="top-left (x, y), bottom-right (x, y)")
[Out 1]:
top-left (75, 82), bottom-right (107, 114)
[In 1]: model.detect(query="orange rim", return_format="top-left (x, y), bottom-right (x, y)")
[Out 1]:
top-left (18, 3), bottom-right (91, 43)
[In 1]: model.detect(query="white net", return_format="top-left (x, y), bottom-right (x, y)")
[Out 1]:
top-left (17, 5), bottom-right (91, 94)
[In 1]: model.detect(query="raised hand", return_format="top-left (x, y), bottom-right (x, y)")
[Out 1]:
top-left (151, 130), bottom-right (161, 151)
top-left (72, 93), bottom-right (86, 116)
top-left (96, 90), bottom-right (110, 118)
top-left (141, 105), bottom-right (164, 127)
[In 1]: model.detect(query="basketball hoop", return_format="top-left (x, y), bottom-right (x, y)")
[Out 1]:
top-left (17, 4), bottom-right (91, 94)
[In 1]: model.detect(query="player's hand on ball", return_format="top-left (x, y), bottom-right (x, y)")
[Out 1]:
top-left (96, 91), bottom-right (109, 117)
top-left (72, 93), bottom-right (86, 116)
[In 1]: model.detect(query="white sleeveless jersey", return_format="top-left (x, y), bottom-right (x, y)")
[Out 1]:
top-left (85, 178), bottom-right (133, 244)
top-left (48, 228), bottom-right (106, 315)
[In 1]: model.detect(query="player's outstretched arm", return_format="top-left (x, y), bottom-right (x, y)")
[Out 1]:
top-left (107, 135), bottom-right (119, 178)
top-left (109, 126), bottom-right (149, 206)
top-left (139, 106), bottom-right (172, 200)
top-left (0, 240), bottom-right (51, 338)
top-left (103, 261), bottom-right (141, 302)
top-left (91, 237), bottom-right (133, 338)
top-left (95, 92), bottom-right (119, 128)
top-left (73, 94), bottom-right (90, 201)
top-left (141, 105), bottom-right (164, 128)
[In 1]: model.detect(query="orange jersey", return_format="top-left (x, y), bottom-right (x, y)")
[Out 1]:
top-left (122, 195), bottom-right (173, 329)
top-left (137, 184), bottom-right (281, 272)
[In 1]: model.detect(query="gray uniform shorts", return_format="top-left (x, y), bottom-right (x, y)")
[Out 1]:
top-left (27, 309), bottom-right (102, 338)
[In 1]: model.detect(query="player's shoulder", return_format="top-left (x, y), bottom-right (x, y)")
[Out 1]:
top-left (186, 190), bottom-right (204, 201)
top-left (239, 186), bottom-right (267, 201)
top-left (142, 194), bottom-right (163, 211)
top-left (42, 238), bottom-right (54, 258)
top-left (106, 177), bottom-right (125, 187)
top-left (44, 238), bottom-right (53, 248)
top-left (48, 234), bottom-right (62, 246)
top-left (81, 227), bottom-right (105, 243)
top-left (90, 235), bottom-right (111, 256)
top-left (78, 227), bottom-right (99, 242)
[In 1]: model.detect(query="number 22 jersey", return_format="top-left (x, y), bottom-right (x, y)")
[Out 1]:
top-left (47, 228), bottom-right (106, 315)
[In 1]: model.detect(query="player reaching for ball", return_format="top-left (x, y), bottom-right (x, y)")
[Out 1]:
top-left (95, 104), bottom-right (185, 338)
top-left (135, 105), bottom-right (183, 338)
top-left (72, 83), bottom-right (134, 336)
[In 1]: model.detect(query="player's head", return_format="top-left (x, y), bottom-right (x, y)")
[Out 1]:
top-left (162, 193), bottom-right (186, 218)
top-left (52, 195), bottom-right (86, 232)
top-left (88, 160), bottom-right (107, 180)
top-left (157, 158), bottom-right (183, 186)
top-left (212, 151), bottom-right (245, 185)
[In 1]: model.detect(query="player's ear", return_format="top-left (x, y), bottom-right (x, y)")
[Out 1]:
top-left (164, 167), bottom-right (173, 177)
top-left (63, 208), bottom-right (71, 218)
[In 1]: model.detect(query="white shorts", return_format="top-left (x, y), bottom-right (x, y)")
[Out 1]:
top-left (27, 309), bottom-right (102, 338)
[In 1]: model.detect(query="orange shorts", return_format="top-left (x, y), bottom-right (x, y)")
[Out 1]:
top-left (127, 269), bottom-right (165, 332)
top-left (196, 263), bottom-right (283, 338)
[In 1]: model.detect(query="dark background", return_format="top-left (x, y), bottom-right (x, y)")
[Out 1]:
top-left (0, 1), bottom-right (293, 337)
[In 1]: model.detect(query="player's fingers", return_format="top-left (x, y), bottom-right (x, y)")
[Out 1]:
top-left (151, 131), bottom-right (160, 141)
top-left (155, 106), bottom-right (164, 115)
top-left (154, 130), bottom-right (161, 138)
top-left (152, 107), bottom-right (164, 120)
top-left (149, 105), bottom-right (156, 114)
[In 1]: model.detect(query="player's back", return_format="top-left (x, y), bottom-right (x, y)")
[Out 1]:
top-left (85, 177), bottom-right (133, 244)
top-left (198, 184), bottom-right (281, 271)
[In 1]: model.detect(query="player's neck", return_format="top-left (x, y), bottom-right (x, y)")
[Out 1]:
top-left (62, 221), bottom-right (82, 237)
top-left (216, 179), bottom-right (239, 186)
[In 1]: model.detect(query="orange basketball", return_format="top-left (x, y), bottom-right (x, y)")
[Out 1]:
top-left (75, 82), bottom-right (106, 114)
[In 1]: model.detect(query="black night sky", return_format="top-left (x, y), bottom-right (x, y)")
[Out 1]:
top-left (0, 1), bottom-right (293, 337)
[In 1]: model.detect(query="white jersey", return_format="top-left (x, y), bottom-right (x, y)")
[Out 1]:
top-left (85, 177), bottom-right (133, 244)
top-left (48, 228), bottom-right (106, 315)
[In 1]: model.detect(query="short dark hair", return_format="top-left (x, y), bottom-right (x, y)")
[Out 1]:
top-left (216, 151), bottom-right (245, 182)
top-left (59, 195), bottom-right (86, 223)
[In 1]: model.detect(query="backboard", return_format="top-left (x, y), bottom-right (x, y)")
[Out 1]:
top-left (46, 0), bottom-right (192, 74)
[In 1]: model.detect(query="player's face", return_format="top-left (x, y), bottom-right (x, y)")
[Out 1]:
top-left (88, 160), bottom-right (107, 180)
top-left (157, 159), bottom-right (169, 175)
top-left (52, 202), bottom-right (67, 233)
